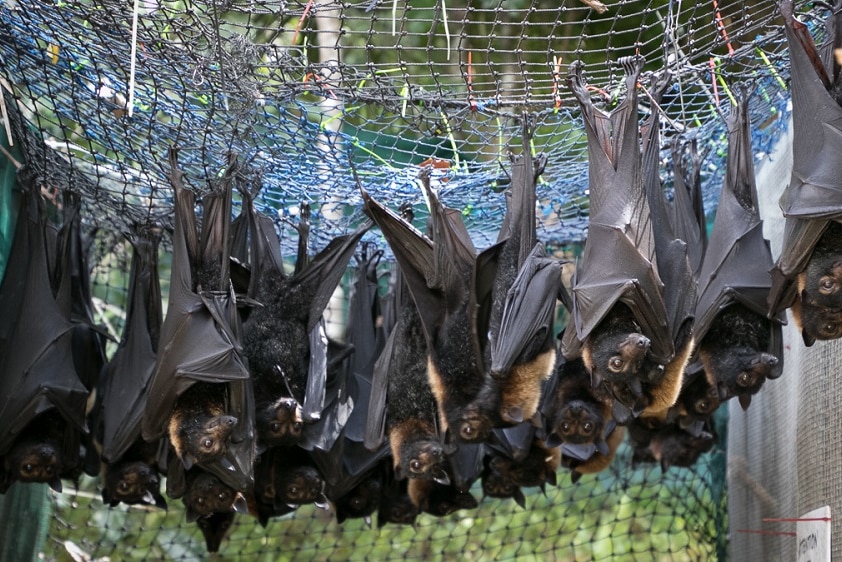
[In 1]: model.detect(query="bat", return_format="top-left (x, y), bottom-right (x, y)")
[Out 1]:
top-left (241, 189), bottom-right (370, 451)
top-left (770, 0), bottom-right (842, 346)
top-left (693, 95), bottom-right (784, 411)
top-left (140, 148), bottom-right (254, 493)
top-left (181, 468), bottom-right (249, 523)
top-left (561, 423), bottom-right (625, 483)
top-left (628, 417), bottom-right (715, 472)
top-left (407, 478), bottom-right (479, 516)
top-left (560, 56), bottom-right (673, 418)
top-left (482, 118), bottom-right (563, 426)
top-left (0, 168), bottom-right (89, 493)
top-left (101, 440), bottom-right (166, 509)
top-left (639, 70), bottom-right (696, 420)
top-left (376, 462), bottom-right (419, 527)
top-left (360, 172), bottom-right (491, 444)
top-left (669, 365), bottom-right (720, 437)
top-left (482, 437), bottom-right (559, 508)
top-left (543, 356), bottom-right (612, 454)
top-left (331, 463), bottom-right (383, 525)
top-left (195, 511), bottom-right (236, 553)
top-left (363, 216), bottom-right (449, 484)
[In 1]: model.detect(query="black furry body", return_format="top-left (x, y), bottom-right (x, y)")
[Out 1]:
top-left (333, 469), bottom-right (382, 524)
top-left (1, 410), bottom-right (78, 493)
top-left (407, 479), bottom-right (479, 516)
top-left (546, 356), bottom-right (612, 449)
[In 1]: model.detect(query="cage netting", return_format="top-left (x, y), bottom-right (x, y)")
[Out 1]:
top-left (0, 0), bottom-right (811, 559)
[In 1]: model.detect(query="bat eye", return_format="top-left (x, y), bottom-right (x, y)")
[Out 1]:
top-left (820, 322), bottom-right (841, 338)
top-left (695, 399), bottom-right (710, 413)
top-left (560, 422), bottom-right (571, 434)
top-left (22, 463), bottom-right (34, 474)
top-left (608, 357), bottom-right (625, 373)
top-left (218, 492), bottom-right (227, 501)
top-left (197, 497), bottom-right (206, 505)
top-left (819, 277), bottom-right (837, 294)
top-left (202, 437), bottom-right (214, 449)
top-left (119, 481), bottom-right (130, 492)
top-left (736, 372), bottom-right (752, 387)
top-left (409, 459), bottom-right (423, 472)
top-left (293, 422), bottom-right (303, 431)
top-left (270, 422), bottom-right (281, 433)
top-left (582, 422), bottom-right (594, 434)
top-left (288, 485), bottom-right (298, 496)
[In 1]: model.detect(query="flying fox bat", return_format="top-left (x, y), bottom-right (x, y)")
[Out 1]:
top-left (639, 71), bottom-right (696, 420)
top-left (560, 56), bottom-right (673, 418)
top-left (94, 225), bottom-right (166, 508)
top-left (363, 208), bottom-right (449, 484)
top-left (140, 148), bottom-right (254, 492)
top-left (694, 95), bottom-right (784, 411)
top-left (769, 0), bottom-right (842, 346)
top-left (479, 118), bottom-right (564, 426)
top-left (377, 461), bottom-right (419, 527)
top-left (0, 169), bottom-right (89, 493)
top-left (360, 172), bottom-right (492, 444)
top-left (482, 437), bottom-right (559, 508)
top-left (628, 417), bottom-right (715, 472)
top-left (543, 356), bottom-right (612, 454)
top-left (239, 186), bottom-right (369, 451)
top-left (407, 478), bottom-right (479, 516)
top-left (561, 423), bottom-right (625, 483)
top-left (181, 468), bottom-right (249, 523)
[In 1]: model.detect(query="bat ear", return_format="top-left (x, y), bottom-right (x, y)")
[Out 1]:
top-left (393, 463), bottom-right (405, 481)
top-left (514, 488), bottom-right (527, 509)
top-left (233, 493), bottom-right (249, 514)
top-left (569, 470), bottom-right (582, 484)
top-left (154, 492), bottom-right (168, 511)
top-left (545, 469), bottom-right (558, 487)
top-left (336, 510), bottom-right (348, 524)
top-left (315, 493), bottom-right (330, 510)
top-left (185, 506), bottom-right (200, 523)
top-left (432, 468), bottom-right (451, 487)
top-left (738, 394), bottom-right (752, 411)
top-left (660, 458), bottom-right (671, 474)
top-left (364, 515), bottom-right (373, 527)
top-left (595, 438), bottom-right (609, 457)
top-left (48, 477), bottom-right (63, 493)
top-left (545, 433), bottom-right (563, 449)
top-left (802, 329), bottom-right (816, 347)
top-left (181, 454), bottom-right (195, 471)
top-left (502, 405), bottom-right (524, 424)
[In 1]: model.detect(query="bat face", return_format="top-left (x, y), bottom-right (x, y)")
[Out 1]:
top-left (481, 456), bottom-right (524, 506)
top-left (170, 413), bottom-right (237, 469)
top-left (678, 375), bottom-right (721, 421)
top-left (550, 399), bottom-right (606, 447)
top-left (275, 464), bottom-right (325, 506)
top-left (195, 511), bottom-right (235, 553)
top-left (6, 441), bottom-right (63, 491)
top-left (408, 479), bottom-right (478, 516)
top-left (582, 306), bottom-right (651, 393)
top-left (395, 440), bottom-right (447, 483)
top-left (649, 426), bottom-right (715, 471)
top-left (183, 471), bottom-right (248, 522)
top-left (377, 477), bottom-right (419, 527)
top-left (334, 475), bottom-right (382, 524)
top-left (256, 398), bottom-right (303, 447)
top-left (102, 460), bottom-right (166, 509)
top-left (452, 401), bottom-right (494, 444)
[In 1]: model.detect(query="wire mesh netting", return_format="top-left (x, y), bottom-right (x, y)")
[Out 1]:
top-left (0, 0), bottom-right (815, 560)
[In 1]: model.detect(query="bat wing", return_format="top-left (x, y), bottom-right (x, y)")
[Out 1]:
top-left (448, 442), bottom-right (485, 492)
top-left (490, 245), bottom-right (563, 375)
top-left (0, 185), bottom-right (88, 453)
top-left (100, 227), bottom-right (163, 462)
top-left (230, 183), bottom-right (284, 296)
top-left (491, 423), bottom-right (536, 462)
top-left (695, 96), bottom-right (784, 341)
top-left (363, 324), bottom-right (396, 450)
top-left (669, 139), bottom-right (707, 278)
top-left (778, 0), bottom-right (842, 221)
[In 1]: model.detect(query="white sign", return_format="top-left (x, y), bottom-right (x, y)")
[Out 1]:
top-left (796, 506), bottom-right (831, 562)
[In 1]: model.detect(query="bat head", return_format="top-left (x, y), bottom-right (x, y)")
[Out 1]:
top-left (801, 251), bottom-right (842, 310)
top-left (195, 511), bottom-right (235, 553)
top-left (335, 475), bottom-right (382, 524)
top-left (482, 455), bottom-right (525, 507)
top-left (791, 293), bottom-right (842, 346)
top-left (548, 398), bottom-right (606, 448)
top-left (256, 398), bottom-right (304, 447)
top-left (395, 439), bottom-right (448, 484)
top-left (677, 374), bottom-right (721, 422)
top-left (377, 479), bottom-right (419, 527)
top-left (451, 402), bottom-right (494, 444)
top-left (275, 464), bottom-right (325, 507)
top-left (177, 414), bottom-right (238, 469)
top-left (102, 460), bottom-right (166, 509)
top-left (583, 323), bottom-right (651, 389)
top-left (703, 347), bottom-right (779, 410)
top-left (6, 440), bottom-right (64, 492)
top-left (183, 471), bottom-right (249, 522)
top-left (649, 426), bottom-right (715, 472)
top-left (408, 479), bottom-right (478, 516)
